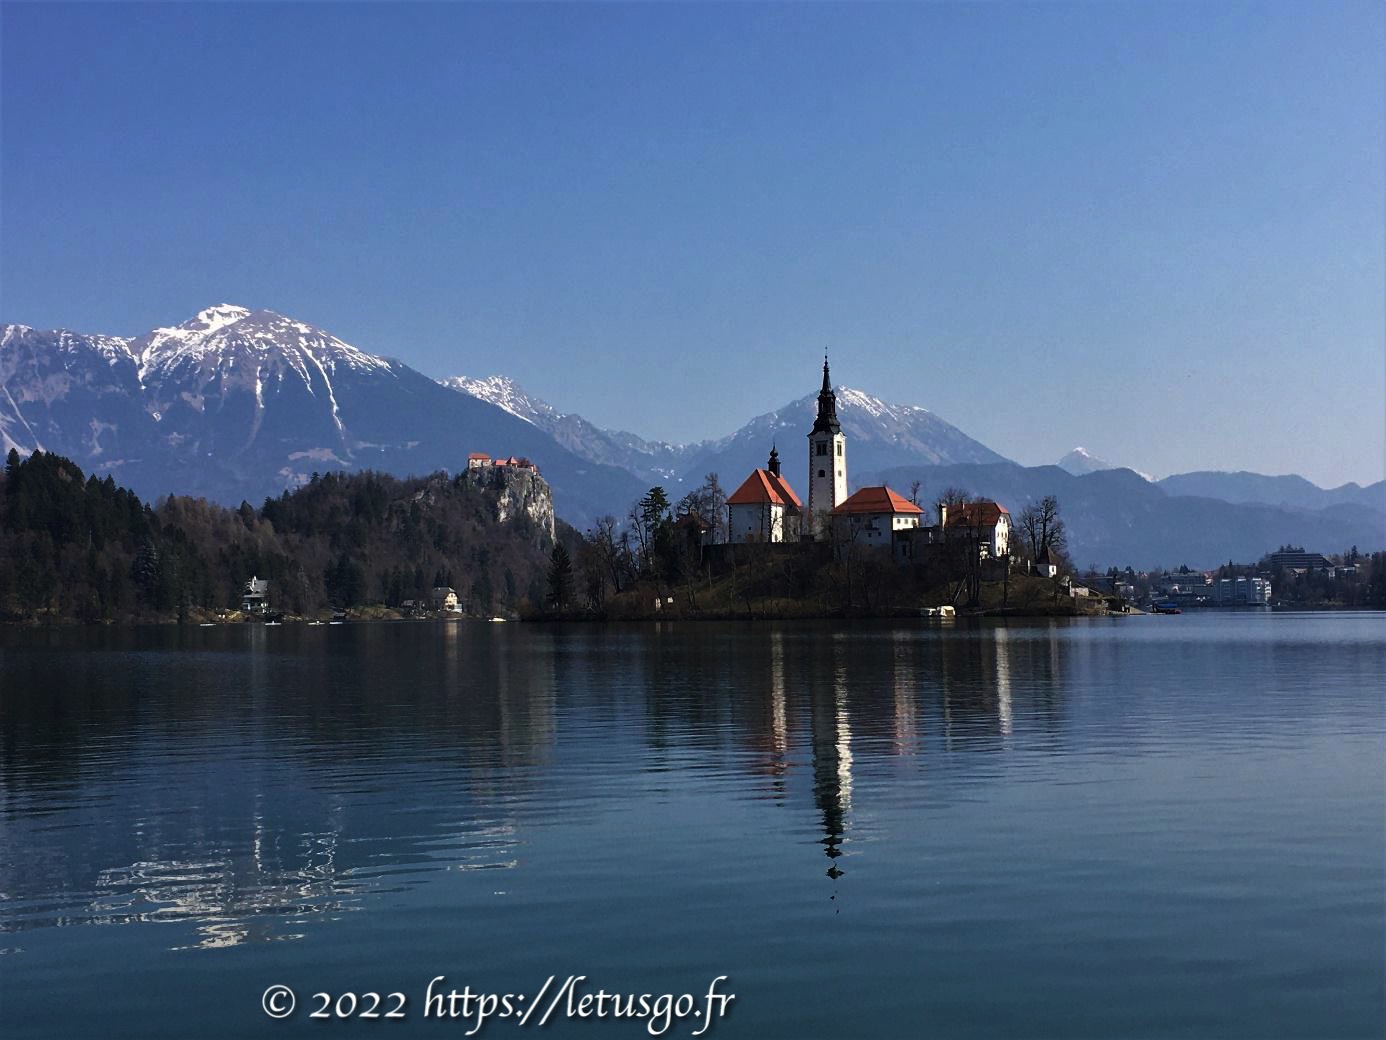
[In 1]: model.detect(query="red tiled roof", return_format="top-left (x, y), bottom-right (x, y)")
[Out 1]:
top-left (832, 486), bottom-right (923, 515)
top-left (728, 469), bottom-right (803, 508)
top-left (945, 501), bottom-right (1009, 527)
top-left (767, 472), bottom-right (802, 508)
top-left (468, 452), bottom-right (491, 460)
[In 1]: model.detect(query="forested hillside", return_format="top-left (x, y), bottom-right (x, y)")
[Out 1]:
top-left (0, 449), bottom-right (557, 622)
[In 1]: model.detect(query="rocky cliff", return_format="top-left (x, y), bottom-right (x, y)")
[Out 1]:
top-left (461, 465), bottom-right (557, 545)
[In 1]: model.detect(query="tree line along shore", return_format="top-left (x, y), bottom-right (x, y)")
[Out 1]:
top-left (6, 451), bottom-right (1369, 626)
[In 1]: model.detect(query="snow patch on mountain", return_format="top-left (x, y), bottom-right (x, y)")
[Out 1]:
top-left (134, 306), bottom-right (394, 385)
top-left (440, 373), bottom-right (697, 482)
top-left (1057, 446), bottom-right (1153, 481)
top-left (1057, 446), bottom-right (1111, 474)
top-left (440, 375), bottom-right (556, 426)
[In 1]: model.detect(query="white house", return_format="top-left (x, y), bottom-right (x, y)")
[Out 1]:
top-left (242, 576), bottom-right (269, 614)
top-left (728, 447), bottom-right (803, 543)
top-left (941, 501), bottom-right (1011, 560)
top-left (831, 486), bottom-right (924, 548)
top-left (430, 586), bottom-right (459, 611)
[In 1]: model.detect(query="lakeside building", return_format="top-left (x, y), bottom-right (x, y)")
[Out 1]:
top-left (1213, 576), bottom-right (1272, 605)
top-left (727, 447), bottom-right (803, 543)
top-left (940, 501), bottom-right (1012, 560)
top-left (831, 486), bottom-right (924, 550)
top-left (1267, 548), bottom-right (1332, 572)
top-left (430, 586), bottom-right (459, 611)
top-left (242, 576), bottom-right (268, 614)
top-left (674, 511), bottom-right (714, 551)
top-left (1157, 572), bottom-right (1212, 604)
top-left (891, 499), bottom-right (1013, 565)
top-left (1151, 572), bottom-right (1271, 607)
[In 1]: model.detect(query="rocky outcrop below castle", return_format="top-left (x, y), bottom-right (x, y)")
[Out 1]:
top-left (460, 464), bottom-right (556, 545)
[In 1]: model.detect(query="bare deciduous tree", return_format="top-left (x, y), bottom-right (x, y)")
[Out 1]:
top-left (1018, 495), bottom-right (1066, 560)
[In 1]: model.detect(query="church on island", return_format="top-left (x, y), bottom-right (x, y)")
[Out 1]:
top-left (726, 359), bottom-right (930, 547)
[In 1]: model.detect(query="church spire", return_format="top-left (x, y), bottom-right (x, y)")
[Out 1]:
top-left (811, 354), bottom-right (840, 435)
top-left (767, 442), bottom-right (781, 477)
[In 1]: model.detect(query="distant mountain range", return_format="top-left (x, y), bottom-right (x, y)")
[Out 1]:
top-left (1154, 470), bottom-right (1386, 514)
top-left (440, 375), bottom-right (700, 484)
top-left (1056, 446), bottom-right (1156, 482)
top-left (441, 374), bottom-right (1009, 489)
top-left (0, 307), bottom-right (645, 527)
top-left (3, 305), bottom-right (1382, 566)
top-left (440, 376), bottom-right (1383, 569)
top-left (1056, 446), bottom-right (1118, 476)
top-left (858, 461), bottom-right (1384, 570)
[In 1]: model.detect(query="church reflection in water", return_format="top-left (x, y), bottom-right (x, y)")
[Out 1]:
top-left (0, 619), bottom-right (1069, 947)
top-left (740, 620), bottom-right (1067, 888)
top-left (809, 639), bottom-right (854, 881)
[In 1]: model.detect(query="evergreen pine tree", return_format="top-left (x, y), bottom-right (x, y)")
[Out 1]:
top-left (547, 543), bottom-right (574, 610)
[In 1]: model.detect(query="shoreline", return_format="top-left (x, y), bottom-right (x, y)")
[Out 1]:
top-left (3, 602), bottom-right (1377, 628)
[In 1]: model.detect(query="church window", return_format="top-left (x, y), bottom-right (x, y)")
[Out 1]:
top-left (836, 443), bottom-right (843, 457)
top-left (818, 469), bottom-right (825, 478)
top-left (816, 442), bottom-right (827, 457)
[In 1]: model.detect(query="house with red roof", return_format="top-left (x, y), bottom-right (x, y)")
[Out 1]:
top-left (831, 485), bottom-right (924, 549)
top-left (728, 447), bottom-right (803, 543)
top-left (465, 452), bottom-right (539, 475)
top-left (940, 500), bottom-right (1011, 559)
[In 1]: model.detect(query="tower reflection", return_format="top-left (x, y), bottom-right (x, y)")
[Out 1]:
top-left (809, 635), bottom-right (854, 881)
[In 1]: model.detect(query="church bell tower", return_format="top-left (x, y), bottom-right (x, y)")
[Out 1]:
top-left (807, 356), bottom-right (847, 539)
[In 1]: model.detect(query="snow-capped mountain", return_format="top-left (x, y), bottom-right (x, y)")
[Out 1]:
top-left (441, 374), bottom-right (699, 483)
top-left (1057, 446), bottom-right (1153, 482)
top-left (439, 375), bottom-right (554, 426)
top-left (132, 306), bottom-right (401, 472)
top-left (442, 374), bottom-right (1010, 494)
top-left (2, 323), bottom-right (148, 462)
top-left (1, 307), bottom-right (645, 525)
top-left (12, 306), bottom-right (1378, 562)
top-left (1056, 446), bottom-right (1113, 475)
top-left (674, 386), bottom-right (1009, 491)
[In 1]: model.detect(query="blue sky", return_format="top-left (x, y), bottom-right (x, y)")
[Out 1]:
top-left (3, 2), bottom-right (1382, 486)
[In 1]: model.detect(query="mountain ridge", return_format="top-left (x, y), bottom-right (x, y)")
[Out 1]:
top-left (859, 461), bottom-right (1384, 570)
top-left (1156, 469), bottom-right (1386, 513)
top-left (440, 373), bottom-right (1011, 493)
top-left (4, 306), bottom-right (1382, 564)
top-left (1, 307), bottom-right (645, 526)
top-left (440, 374), bottom-right (699, 483)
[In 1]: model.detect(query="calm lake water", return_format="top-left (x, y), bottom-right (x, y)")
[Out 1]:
top-left (1, 615), bottom-right (1382, 1038)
